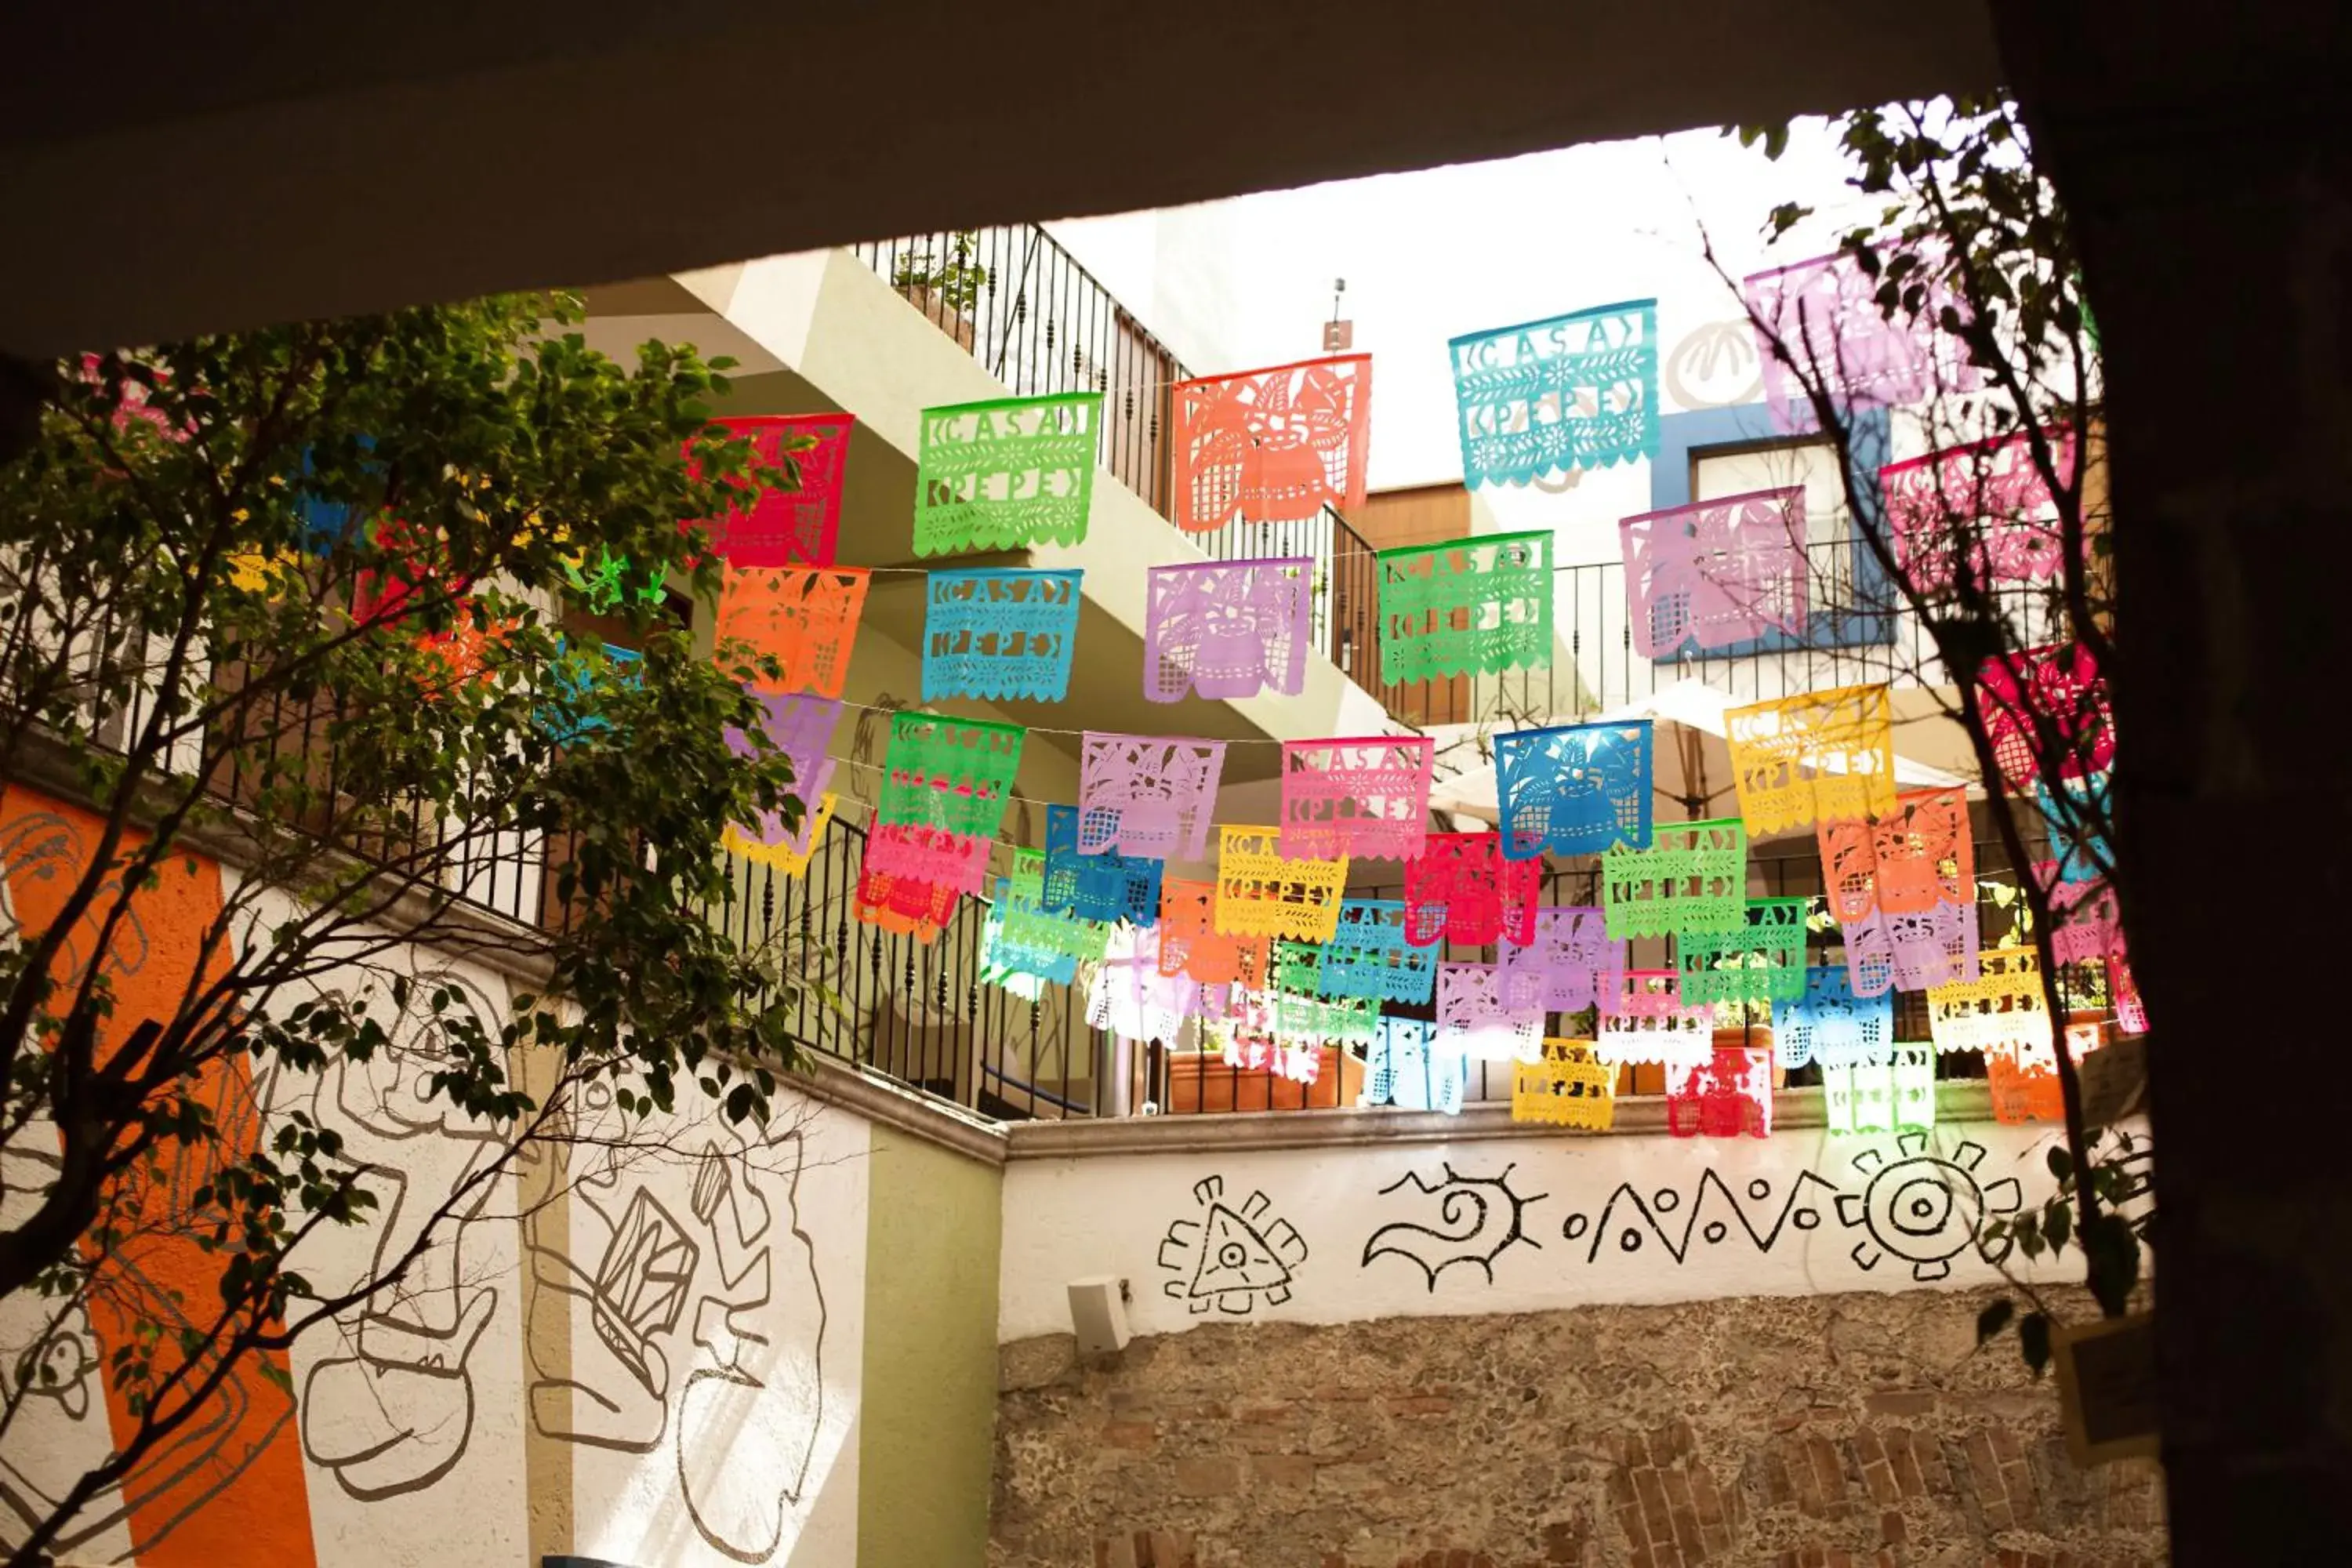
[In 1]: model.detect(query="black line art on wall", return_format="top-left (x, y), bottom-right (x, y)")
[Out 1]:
top-left (1835, 1133), bottom-right (2025, 1281)
top-left (1362, 1162), bottom-right (1545, 1290)
top-left (1156, 1176), bottom-right (1308, 1315)
top-left (1560, 1168), bottom-right (1838, 1265)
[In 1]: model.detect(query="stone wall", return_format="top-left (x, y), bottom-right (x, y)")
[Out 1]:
top-left (991, 1287), bottom-right (2164, 1568)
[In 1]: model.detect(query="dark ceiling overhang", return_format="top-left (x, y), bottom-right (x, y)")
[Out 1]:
top-left (0, 1), bottom-right (1998, 355)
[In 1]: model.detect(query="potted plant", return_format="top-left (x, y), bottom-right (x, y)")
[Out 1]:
top-left (891, 230), bottom-right (989, 352)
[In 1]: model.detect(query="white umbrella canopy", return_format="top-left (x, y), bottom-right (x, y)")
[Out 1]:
top-left (1426, 677), bottom-right (1977, 840)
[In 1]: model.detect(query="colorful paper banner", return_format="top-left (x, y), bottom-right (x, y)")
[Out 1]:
top-left (1277, 736), bottom-right (1434, 862)
top-left (863, 820), bottom-right (994, 898)
top-left (1212, 824), bottom-right (1348, 942)
top-left (1819, 786), bottom-right (1974, 924)
top-left (1879, 426), bottom-right (2080, 593)
top-left (1595, 970), bottom-right (1711, 1067)
top-left (1375, 531), bottom-right (1553, 682)
top-left (921, 567), bottom-right (1083, 702)
top-left (1667, 1045), bottom-right (1774, 1138)
top-left (1450, 299), bottom-right (1660, 485)
top-left (1497, 906), bottom-right (1626, 1014)
top-left (915, 393), bottom-right (1101, 556)
top-left (1362, 1018), bottom-right (1466, 1116)
top-left (875, 712), bottom-right (1024, 841)
top-left (1823, 1049), bottom-right (1936, 1137)
top-left (1620, 486), bottom-right (1809, 655)
top-left (1512, 1039), bottom-right (1617, 1130)
top-left (715, 565), bottom-right (872, 699)
top-left (1171, 354), bottom-right (1371, 532)
top-left (1494, 720), bottom-right (1653, 859)
top-left (1744, 251), bottom-right (1976, 429)
top-left (1676, 897), bottom-right (1809, 1007)
top-left (1437, 962), bottom-right (1544, 1062)
top-left (1725, 684), bottom-right (1897, 835)
top-left (1144, 557), bottom-right (1312, 702)
top-left (1319, 898), bottom-right (1439, 1005)
top-left (1927, 947), bottom-right (2049, 1055)
top-left (1077, 734), bottom-right (1227, 861)
top-left (1404, 832), bottom-right (1542, 948)
top-left (1602, 817), bottom-right (1747, 939)
top-left (1157, 878), bottom-right (1268, 987)
top-left (1980, 643), bottom-right (2114, 791)
top-left (1043, 804), bottom-right (1163, 926)
top-left (692, 413), bottom-right (854, 567)
top-left (1775, 965), bottom-right (1895, 1069)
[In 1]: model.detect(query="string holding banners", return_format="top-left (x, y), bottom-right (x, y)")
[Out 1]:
top-left (1620, 486), bottom-right (1809, 656)
top-left (1879, 426), bottom-right (2082, 594)
top-left (1171, 354), bottom-right (1372, 532)
top-left (914, 392), bottom-right (1101, 556)
top-left (1212, 825), bottom-right (1349, 943)
top-left (715, 565), bottom-right (872, 699)
top-left (1450, 299), bottom-right (1660, 486)
top-left (1278, 735), bottom-right (1435, 862)
top-left (1144, 557), bottom-right (1312, 702)
top-left (1725, 684), bottom-right (1897, 836)
top-left (689, 413), bottom-right (855, 567)
top-left (1494, 720), bottom-right (1652, 860)
top-left (1077, 734), bottom-right (1226, 861)
top-left (921, 568), bottom-right (1083, 702)
top-left (1404, 833), bottom-right (1542, 949)
top-left (1376, 531), bottom-right (1554, 682)
top-left (1602, 817), bottom-right (1748, 941)
top-left (1043, 804), bottom-right (1163, 927)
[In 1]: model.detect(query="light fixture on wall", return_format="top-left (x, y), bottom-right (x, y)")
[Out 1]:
top-left (1323, 278), bottom-right (1352, 352)
top-left (1068, 1275), bottom-right (1132, 1355)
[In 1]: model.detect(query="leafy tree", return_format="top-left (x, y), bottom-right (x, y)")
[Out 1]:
top-left (0, 293), bottom-right (808, 1563)
top-left (1721, 100), bottom-right (2145, 1365)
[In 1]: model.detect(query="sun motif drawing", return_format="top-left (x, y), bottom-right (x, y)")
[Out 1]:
top-left (1156, 1176), bottom-right (1308, 1316)
top-left (1835, 1132), bottom-right (2024, 1281)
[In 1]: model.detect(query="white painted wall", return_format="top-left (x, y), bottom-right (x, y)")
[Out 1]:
top-left (998, 1117), bottom-right (2110, 1345)
top-left (555, 1079), bottom-right (868, 1568)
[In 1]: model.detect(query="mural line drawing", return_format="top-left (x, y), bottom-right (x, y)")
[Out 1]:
top-left (524, 1086), bottom-right (826, 1565)
top-left (1561, 1168), bottom-right (1838, 1265)
top-left (1362, 1162), bottom-right (1545, 1290)
top-left (1836, 1133), bottom-right (2025, 1281)
top-left (1156, 1176), bottom-right (1308, 1316)
top-left (290, 968), bottom-right (509, 1503)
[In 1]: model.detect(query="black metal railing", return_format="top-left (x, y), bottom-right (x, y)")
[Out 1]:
top-left (852, 226), bottom-right (1188, 517)
top-left (702, 810), bottom-right (1112, 1120)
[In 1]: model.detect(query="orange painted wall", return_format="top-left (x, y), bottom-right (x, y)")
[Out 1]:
top-left (0, 786), bottom-right (316, 1568)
